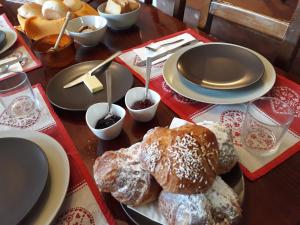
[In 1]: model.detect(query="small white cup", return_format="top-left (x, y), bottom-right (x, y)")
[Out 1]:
top-left (86, 102), bottom-right (126, 140)
top-left (125, 87), bottom-right (160, 122)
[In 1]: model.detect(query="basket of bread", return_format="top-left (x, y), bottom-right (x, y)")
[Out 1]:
top-left (16, 0), bottom-right (98, 40)
top-left (93, 122), bottom-right (243, 225)
top-left (97, 0), bottom-right (140, 30)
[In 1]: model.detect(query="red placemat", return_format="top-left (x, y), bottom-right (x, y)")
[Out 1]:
top-left (116, 28), bottom-right (300, 181)
top-left (0, 14), bottom-right (41, 77)
top-left (35, 84), bottom-right (117, 225)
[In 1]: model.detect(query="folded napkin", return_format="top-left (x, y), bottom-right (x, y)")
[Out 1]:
top-left (0, 14), bottom-right (41, 78)
top-left (116, 29), bottom-right (300, 180)
top-left (0, 84), bottom-right (56, 131)
top-left (133, 33), bottom-right (196, 66)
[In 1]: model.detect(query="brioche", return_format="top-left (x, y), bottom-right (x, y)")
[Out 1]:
top-left (199, 121), bottom-right (238, 175)
top-left (205, 176), bottom-right (242, 224)
top-left (159, 176), bottom-right (242, 225)
top-left (63, 0), bottom-right (82, 11)
top-left (18, 3), bottom-right (42, 19)
top-left (93, 143), bottom-right (161, 206)
top-left (140, 124), bottom-right (219, 194)
top-left (159, 191), bottom-right (214, 225)
top-left (42, 0), bottom-right (68, 20)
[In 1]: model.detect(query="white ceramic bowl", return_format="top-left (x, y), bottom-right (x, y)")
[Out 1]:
top-left (66, 16), bottom-right (107, 47)
top-left (97, 2), bottom-right (140, 30)
top-left (125, 87), bottom-right (161, 122)
top-left (86, 103), bottom-right (126, 140)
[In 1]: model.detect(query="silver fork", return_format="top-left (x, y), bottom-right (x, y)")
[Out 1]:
top-left (145, 38), bottom-right (185, 51)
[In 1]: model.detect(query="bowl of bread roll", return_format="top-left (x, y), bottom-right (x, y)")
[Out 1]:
top-left (17, 0), bottom-right (98, 40)
top-left (93, 122), bottom-right (243, 225)
top-left (66, 15), bottom-right (107, 47)
top-left (97, 0), bottom-right (140, 30)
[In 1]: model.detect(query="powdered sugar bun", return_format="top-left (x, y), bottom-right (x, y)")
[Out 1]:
top-left (93, 142), bottom-right (161, 206)
top-left (205, 176), bottom-right (242, 224)
top-left (159, 191), bottom-right (214, 225)
top-left (42, 0), bottom-right (68, 20)
top-left (140, 124), bottom-right (219, 194)
top-left (199, 121), bottom-right (238, 174)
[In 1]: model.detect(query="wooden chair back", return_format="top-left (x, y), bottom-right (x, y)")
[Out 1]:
top-left (144, 0), bottom-right (186, 20)
top-left (198, 0), bottom-right (300, 71)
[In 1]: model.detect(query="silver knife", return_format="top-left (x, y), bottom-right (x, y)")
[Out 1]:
top-left (63, 51), bottom-right (122, 89)
top-left (0, 57), bottom-right (21, 68)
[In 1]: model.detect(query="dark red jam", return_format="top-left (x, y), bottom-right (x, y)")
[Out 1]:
top-left (95, 115), bottom-right (121, 129)
top-left (131, 99), bottom-right (154, 110)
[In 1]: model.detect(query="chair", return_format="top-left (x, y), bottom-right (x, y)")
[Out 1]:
top-left (198, 0), bottom-right (300, 71)
top-left (144, 0), bottom-right (186, 21)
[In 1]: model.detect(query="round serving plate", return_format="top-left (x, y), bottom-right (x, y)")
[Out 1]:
top-left (163, 42), bottom-right (276, 104)
top-left (121, 164), bottom-right (245, 225)
top-left (177, 43), bottom-right (264, 90)
top-left (0, 130), bottom-right (70, 225)
top-left (0, 138), bottom-right (49, 225)
top-left (47, 60), bottom-right (134, 111)
top-left (0, 27), bottom-right (17, 54)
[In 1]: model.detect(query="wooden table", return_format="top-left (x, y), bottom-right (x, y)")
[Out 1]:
top-left (1, 1), bottom-right (300, 225)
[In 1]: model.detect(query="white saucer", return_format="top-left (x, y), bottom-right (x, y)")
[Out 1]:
top-left (163, 42), bottom-right (276, 104)
top-left (0, 27), bottom-right (17, 54)
top-left (0, 130), bottom-right (70, 225)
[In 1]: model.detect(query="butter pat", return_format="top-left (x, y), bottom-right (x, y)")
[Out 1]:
top-left (83, 75), bottom-right (103, 93)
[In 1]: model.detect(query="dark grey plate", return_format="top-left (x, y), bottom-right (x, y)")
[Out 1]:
top-left (177, 43), bottom-right (264, 90)
top-left (0, 30), bottom-right (6, 50)
top-left (121, 164), bottom-right (244, 225)
top-left (46, 61), bottom-right (134, 111)
top-left (0, 138), bottom-right (48, 225)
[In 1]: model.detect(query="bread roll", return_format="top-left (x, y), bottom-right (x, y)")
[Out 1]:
top-left (35, 0), bottom-right (48, 5)
top-left (42, 0), bottom-right (68, 20)
top-left (128, 0), bottom-right (139, 11)
top-left (105, 0), bottom-right (122, 14)
top-left (93, 143), bottom-right (161, 206)
top-left (140, 124), bottom-right (219, 194)
top-left (63, 0), bottom-right (82, 11)
top-left (159, 191), bottom-right (214, 225)
top-left (199, 121), bottom-right (238, 175)
top-left (18, 3), bottom-right (42, 19)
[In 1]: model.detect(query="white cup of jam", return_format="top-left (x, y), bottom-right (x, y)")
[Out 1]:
top-left (86, 102), bottom-right (126, 140)
top-left (125, 87), bottom-right (161, 122)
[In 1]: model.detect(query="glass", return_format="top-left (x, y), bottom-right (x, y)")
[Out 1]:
top-left (241, 97), bottom-right (294, 156)
top-left (0, 72), bottom-right (40, 118)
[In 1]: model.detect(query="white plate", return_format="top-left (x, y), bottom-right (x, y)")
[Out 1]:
top-left (0, 130), bottom-right (70, 225)
top-left (163, 42), bottom-right (276, 104)
top-left (0, 27), bottom-right (17, 54)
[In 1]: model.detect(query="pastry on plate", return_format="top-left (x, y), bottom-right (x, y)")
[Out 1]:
top-left (93, 142), bottom-right (161, 206)
top-left (140, 124), bottom-right (219, 194)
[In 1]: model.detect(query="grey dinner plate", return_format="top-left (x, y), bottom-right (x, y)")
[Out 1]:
top-left (177, 43), bottom-right (265, 90)
top-left (0, 30), bottom-right (6, 50)
top-left (121, 164), bottom-right (244, 225)
top-left (0, 138), bottom-right (49, 225)
top-left (46, 61), bottom-right (134, 111)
